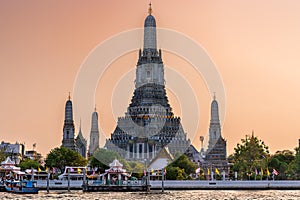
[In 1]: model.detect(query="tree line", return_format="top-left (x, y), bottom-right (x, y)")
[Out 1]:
top-left (1, 134), bottom-right (299, 180)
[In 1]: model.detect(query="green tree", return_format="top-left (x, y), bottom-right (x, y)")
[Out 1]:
top-left (0, 148), bottom-right (6, 163)
top-left (126, 161), bottom-right (144, 178)
top-left (288, 147), bottom-right (300, 179)
top-left (45, 146), bottom-right (87, 172)
top-left (171, 154), bottom-right (197, 175)
top-left (166, 166), bottom-right (185, 180)
top-left (166, 154), bottom-right (197, 179)
top-left (18, 158), bottom-right (40, 171)
top-left (89, 148), bottom-right (122, 172)
top-left (230, 133), bottom-right (270, 180)
top-left (269, 150), bottom-right (295, 180)
top-left (89, 148), bottom-right (145, 178)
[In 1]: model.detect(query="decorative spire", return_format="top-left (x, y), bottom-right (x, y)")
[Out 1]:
top-left (143, 2), bottom-right (157, 50)
top-left (79, 118), bottom-right (82, 132)
top-left (148, 2), bottom-right (152, 15)
top-left (94, 105), bottom-right (97, 112)
top-left (65, 93), bottom-right (73, 121)
top-left (213, 92), bottom-right (216, 100)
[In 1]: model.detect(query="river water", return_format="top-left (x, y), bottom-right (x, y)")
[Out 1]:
top-left (1, 190), bottom-right (300, 200)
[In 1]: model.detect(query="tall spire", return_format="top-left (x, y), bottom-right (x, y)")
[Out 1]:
top-left (208, 95), bottom-right (221, 149)
top-left (79, 118), bottom-right (82, 133)
top-left (65, 94), bottom-right (73, 122)
top-left (91, 110), bottom-right (99, 131)
top-left (88, 109), bottom-right (100, 156)
top-left (135, 4), bottom-right (163, 88)
top-left (143, 3), bottom-right (157, 50)
top-left (62, 94), bottom-right (76, 151)
top-left (76, 118), bottom-right (87, 158)
top-left (211, 95), bottom-right (220, 123)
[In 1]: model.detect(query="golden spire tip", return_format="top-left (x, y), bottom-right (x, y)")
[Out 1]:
top-left (148, 2), bottom-right (152, 15)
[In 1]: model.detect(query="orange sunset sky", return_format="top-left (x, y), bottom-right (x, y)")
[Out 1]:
top-left (1, 0), bottom-right (300, 157)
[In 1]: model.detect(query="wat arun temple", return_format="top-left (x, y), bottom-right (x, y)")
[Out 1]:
top-left (105, 6), bottom-right (191, 161)
top-left (60, 5), bottom-right (229, 175)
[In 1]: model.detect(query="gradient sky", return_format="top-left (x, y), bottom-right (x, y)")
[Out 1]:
top-left (1, 0), bottom-right (300, 157)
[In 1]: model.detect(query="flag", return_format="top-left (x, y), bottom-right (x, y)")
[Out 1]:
top-left (255, 168), bottom-right (258, 175)
top-left (78, 168), bottom-right (82, 174)
top-left (45, 167), bottom-right (49, 172)
top-left (266, 168), bottom-right (270, 176)
top-left (151, 168), bottom-right (154, 175)
top-left (272, 168), bottom-right (279, 176)
top-left (195, 167), bottom-right (201, 174)
top-left (164, 168), bottom-right (167, 175)
top-left (215, 168), bottom-right (220, 175)
top-left (260, 167), bottom-right (264, 176)
top-left (38, 167), bottom-right (41, 172)
top-left (70, 168), bottom-right (74, 172)
top-left (52, 167), bottom-right (56, 174)
top-left (207, 168), bottom-right (210, 175)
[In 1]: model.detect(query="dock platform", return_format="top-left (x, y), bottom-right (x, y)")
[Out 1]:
top-left (83, 185), bottom-right (148, 192)
top-left (150, 180), bottom-right (300, 190)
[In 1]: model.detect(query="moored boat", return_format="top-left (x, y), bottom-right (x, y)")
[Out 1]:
top-left (0, 183), bottom-right (5, 192)
top-left (5, 180), bottom-right (39, 194)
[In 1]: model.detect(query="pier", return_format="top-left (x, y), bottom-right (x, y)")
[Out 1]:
top-left (150, 180), bottom-right (300, 190)
top-left (33, 180), bottom-right (300, 191)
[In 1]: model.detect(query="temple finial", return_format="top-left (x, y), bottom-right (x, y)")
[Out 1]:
top-left (94, 105), bottom-right (97, 112)
top-left (80, 118), bottom-right (82, 130)
top-left (213, 92), bottom-right (216, 100)
top-left (148, 2), bottom-right (152, 15)
top-left (68, 92), bottom-right (71, 100)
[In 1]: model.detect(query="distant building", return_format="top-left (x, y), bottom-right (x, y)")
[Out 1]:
top-left (202, 95), bottom-right (229, 178)
top-left (88, 108), bottom-right (100, 157)
top-left (149, 147), bottom-right (174, 170)
top-left (24, 150), bottom-right (42, 161)
top-left (76, 123), bottom-right (87, 158)
top-left (0, 141), bottom-right (25, 164)
top-left (185, 144), bottom-right (203, 165)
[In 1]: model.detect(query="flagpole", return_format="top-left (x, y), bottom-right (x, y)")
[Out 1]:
top-left (210, 165), bottom-right (213, 181)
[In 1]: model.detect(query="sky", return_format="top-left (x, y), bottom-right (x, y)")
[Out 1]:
top-left (1, 0), bottom-right (300, 157)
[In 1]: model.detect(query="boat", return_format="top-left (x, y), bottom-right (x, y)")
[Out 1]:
top-left (58, 166), bottom-right (87, 180)
top-left (83, 159), bottom-right (150, 192)
top-left (0, 183), bottom-right (5, 192)
top-left (5, 179), bottom-right (39, 194)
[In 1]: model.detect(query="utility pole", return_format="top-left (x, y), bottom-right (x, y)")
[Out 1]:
top-left (161, 168), bottom-right (164, 193)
